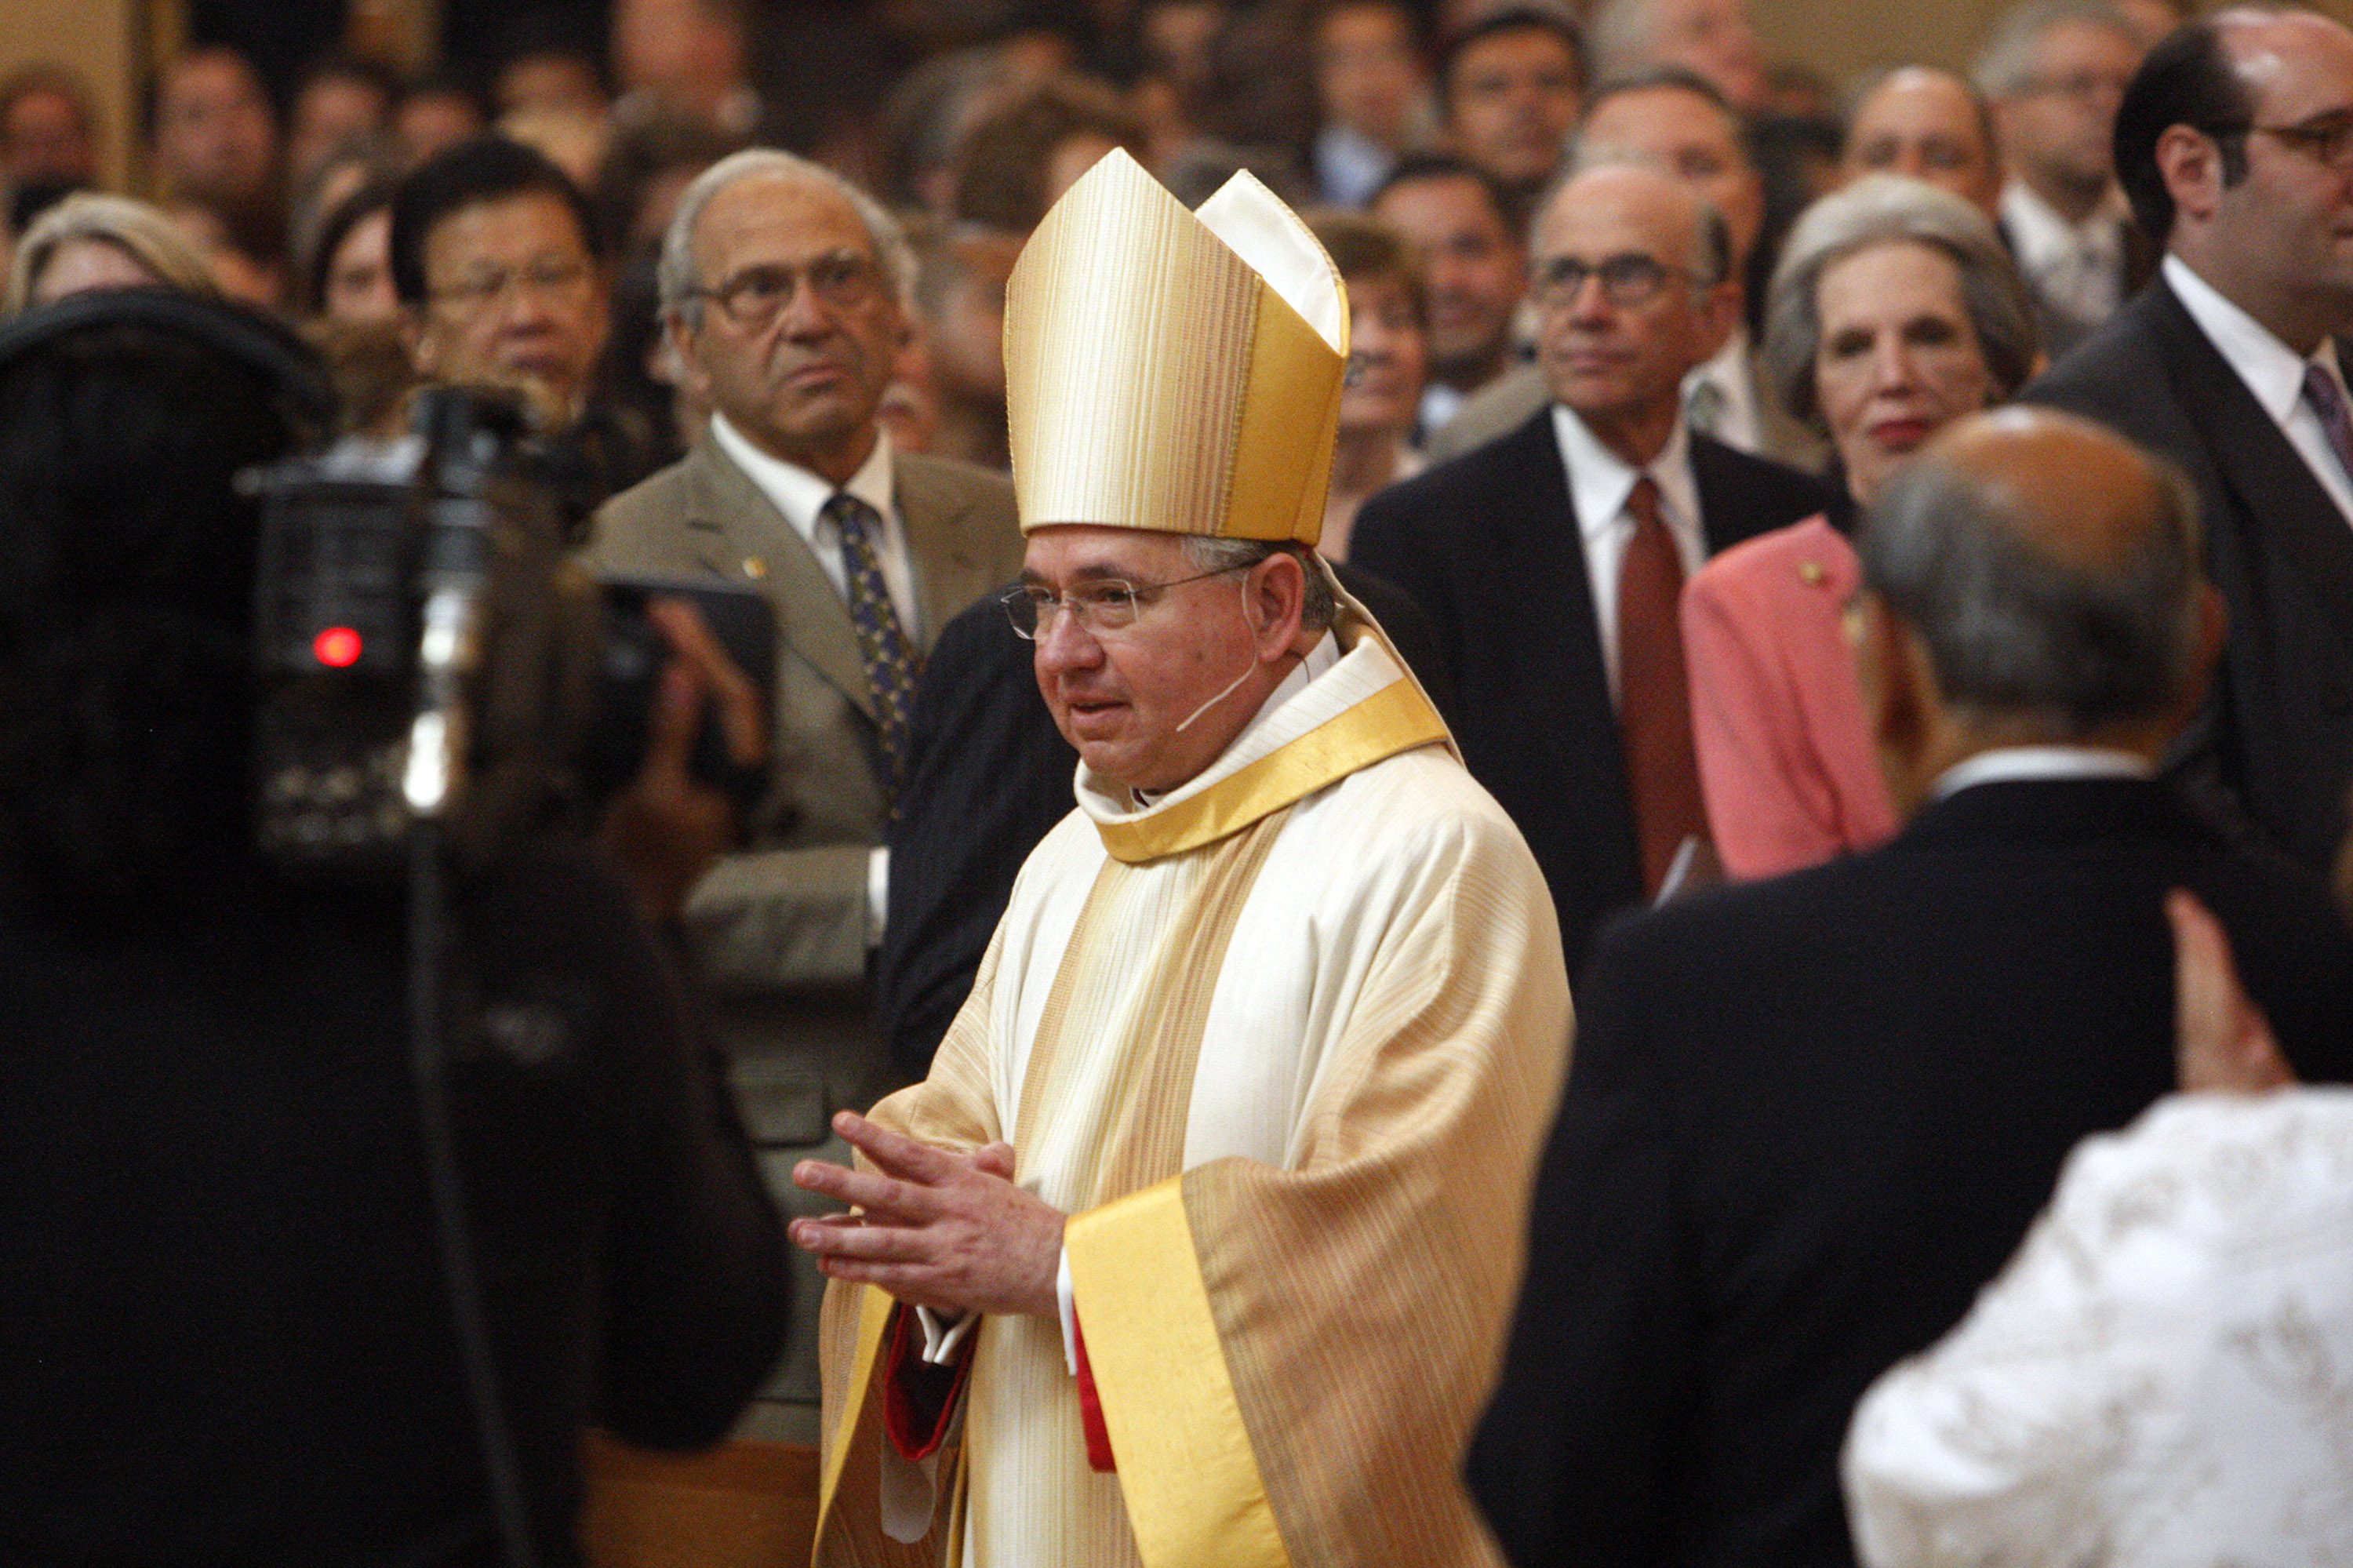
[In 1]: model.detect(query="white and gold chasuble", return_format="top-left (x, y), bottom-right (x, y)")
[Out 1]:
top-left (813, 617), bottom-right (1572, 1568)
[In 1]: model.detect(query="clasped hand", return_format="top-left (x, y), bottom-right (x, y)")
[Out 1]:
top-left (789, 1111), bottom-right (1066, 1319)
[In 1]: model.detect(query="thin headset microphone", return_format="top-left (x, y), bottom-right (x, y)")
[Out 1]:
top-left (1175, 576), bottom-right (1275, 733)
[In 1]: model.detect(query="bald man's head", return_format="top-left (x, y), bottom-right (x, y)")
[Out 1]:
top-left (1859, 407), bottom-right (2213, 744)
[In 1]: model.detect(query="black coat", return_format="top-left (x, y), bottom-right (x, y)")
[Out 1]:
top-left (1351, 408), bottom-right (1837, 976)
top-left (2024, 276), bottom-right (2353, 875)
top-left (1467, 777), bottom-right (2353, 1568)
top-left (0, 845), bottom-right (791, 1564)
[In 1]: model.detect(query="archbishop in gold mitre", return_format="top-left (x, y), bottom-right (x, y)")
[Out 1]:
top-left (795, 147), bottom-right (1571, 1568)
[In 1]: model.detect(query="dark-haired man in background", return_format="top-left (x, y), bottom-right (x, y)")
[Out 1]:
top-left (2025, 8), bottom-right (2353, 876)
top-left (1372, 154), bottom-right (1529, 437)
top-left (392, 134), bottom-right (660, 504)
top-left (1469, 407), bottom-right (2353, 1568)
top-left (1438, 7), bottom-right (1587, 227)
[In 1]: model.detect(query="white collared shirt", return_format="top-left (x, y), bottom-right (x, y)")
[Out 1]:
top-left (2162, 253), bottom-right (2353, 526)
top-left (1681, 325), bottom-right (1762, 455)
top-left (1551, 402), bottom-right (1706, 704)
top-left (2002, 180), bottom-right (2126, 329)
top-left (1932, 744), bottom-right (2151, 801)
top-left (708, 412), bottom-right (923, 637)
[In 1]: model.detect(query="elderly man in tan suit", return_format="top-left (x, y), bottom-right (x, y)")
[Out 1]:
top-left (591, 146), bottom-right (1023, 1445)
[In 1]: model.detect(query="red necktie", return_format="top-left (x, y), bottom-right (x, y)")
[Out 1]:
top-left (1617, 475), bottom-right (1707, 895)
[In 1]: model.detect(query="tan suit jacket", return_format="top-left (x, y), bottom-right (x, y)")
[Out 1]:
top-left (589, 431), bottom-right (1023, 1440)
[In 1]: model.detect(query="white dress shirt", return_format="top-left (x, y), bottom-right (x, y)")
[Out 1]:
top-left (1932, 744), bottom-right (2151, 800)
top-left (709, 411), bottom-right (919, 945)
top-left (1551, 402), bottom-right (1705, 705)
top-left (709, 411), bottom-right (924, 637)
top-left (2002, 180), bottom-right (2126, 331)
top-left (1680, 325), bottom-right (1763, 455)
top-left (2163, 253), bottom-right (2353, 526)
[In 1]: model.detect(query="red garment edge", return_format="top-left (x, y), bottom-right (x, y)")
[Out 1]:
top-left (1074, 1312), bottom-right (1115, 1472)
top-left (881, 1303), bottom-right (974, 1461)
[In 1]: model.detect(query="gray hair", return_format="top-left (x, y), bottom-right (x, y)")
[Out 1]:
top-left (1537, 150), bottom-right (1735, 286)
top-left (1858, 426), bottom-right (2206, 737)
top-left (1840, 64), bottom-right (1998, 160)
top-left (4, 192), bottom-right (220, 315)
top-left (1180, 536), bottom-right (1339, 634)
top-left (1762, 174), bottom-right (2038, 433)
top-left (1587, 0), bottom-right (1665, 85)
top-left (656, 147), bottom-right (916, 328)
top-left (1973, 0), bottom-right (2140, 99)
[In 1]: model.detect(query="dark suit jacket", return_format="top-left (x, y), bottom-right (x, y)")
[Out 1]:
top-left (874, 562), bottom-right (1458, 1076)
top-left (2024, 277), bottom-right (2353, 874)
top-left (1351, 406), bottom-right (1837, 974)
top-left (1467, 777), bottom-right (2353, 1568)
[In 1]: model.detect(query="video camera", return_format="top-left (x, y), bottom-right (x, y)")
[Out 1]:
top-left (245, 385), bottom-right (771, 879)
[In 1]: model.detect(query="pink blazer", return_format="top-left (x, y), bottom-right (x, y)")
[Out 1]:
top-left (1682, 516), bottom-right (1898, 879)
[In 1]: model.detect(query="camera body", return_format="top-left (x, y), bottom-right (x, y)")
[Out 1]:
top-left (247, 387), bottom-right (600, 877)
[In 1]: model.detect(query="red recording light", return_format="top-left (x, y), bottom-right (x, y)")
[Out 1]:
top-left (313, 627), bottom-right (364, 668)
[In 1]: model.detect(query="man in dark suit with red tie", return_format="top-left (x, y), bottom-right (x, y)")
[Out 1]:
top-left (1354, 162), bottom-right (1835, 974)
top-left (2024, 10), bottom-right (2353, 875)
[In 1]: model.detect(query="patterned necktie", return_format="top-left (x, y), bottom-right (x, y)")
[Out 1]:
top-left (1617, 475), bottom-right (1707, 896)
top-left (824, 490), bottom-right (922, 802)
top-left (2301, 362), bottom-right (2353, 487)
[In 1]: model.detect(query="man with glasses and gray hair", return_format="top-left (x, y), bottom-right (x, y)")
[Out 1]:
top-left (1356, 161), bottom-right (1833, 975)
top-left (2025, 9), bottom-right (2353, 886)
top-left (589, 145), bottom-right (1022, 1445)
top-left (1977, 0), bottom-right (2155, 354)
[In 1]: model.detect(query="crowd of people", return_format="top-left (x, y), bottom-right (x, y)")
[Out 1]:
top-left (6, 0), bottom-right (2353, 1562)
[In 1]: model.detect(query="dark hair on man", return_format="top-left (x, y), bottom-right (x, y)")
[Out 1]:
top-left (388, 134), bottom-right (598, 307)
top-left (1369, 151), bottom-right (1519, 233)
top-left (1438, 6), bottom-right (1587, 118)
top-left (1859, 430), bottom-right (2207, 737)
top-left (0, 300), bottom-right (318, 915)
top-left (590, 111), bottom-right (741, 256)
top-left (2112, 17), bottom-right (2254, 243)
top-left (295, 52), bottom-right (404, 115)
top-left (1181, 536), bottom-right (1340, 633)
top-left (488, 12), bottom-right (613, 105)
top-left (140, 45), bottom-right (271, 144)
top-left (1582, 63), bottom-right (1740, 132)
top-left (951, 75), bottom-right (1147, 234)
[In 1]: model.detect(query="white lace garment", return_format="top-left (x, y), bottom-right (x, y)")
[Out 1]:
top-left (1843, 1089), bottom-right (2353, 1567)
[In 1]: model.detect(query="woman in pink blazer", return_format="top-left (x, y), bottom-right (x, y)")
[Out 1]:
top-left (1685, 177), bottom-right (2038, 879)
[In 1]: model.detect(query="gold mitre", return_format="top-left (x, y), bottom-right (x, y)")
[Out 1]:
top-left (1003, 148), bottom-right (1349, 546)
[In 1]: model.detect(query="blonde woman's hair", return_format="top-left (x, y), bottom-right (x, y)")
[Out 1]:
top-left (5, 192), bottom-right (220, 315)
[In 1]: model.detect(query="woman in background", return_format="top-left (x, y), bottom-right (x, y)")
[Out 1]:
top-left (1309, 207), bottom-right (1428, 559)
top-left (1682, 175), bottom-right (2037, 879)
